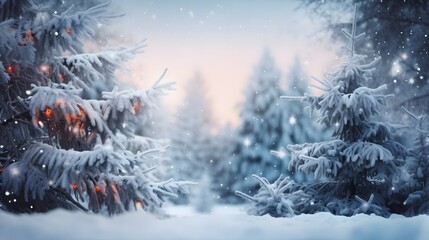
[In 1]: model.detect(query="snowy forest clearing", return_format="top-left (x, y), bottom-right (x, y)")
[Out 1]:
top-left (1, 1), bottom-right (429, 239)
top-left (0, 205), bottom-right (428, 240)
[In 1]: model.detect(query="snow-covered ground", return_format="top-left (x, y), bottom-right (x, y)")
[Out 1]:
top-left (0, 204), bottom-right (428, 240)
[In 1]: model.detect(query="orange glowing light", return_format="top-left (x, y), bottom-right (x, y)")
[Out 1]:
top-left (64, 108), bottom-right (88, 137)
top-left (79, 109), bottom-right (86, 118)
top-left (133, 102), bottom-right (142, 113)
top-left (66, 28), bottom-right (72, 35)
top-left (71, 183), bottom-right (78, 190)
top-left (135, 201), bottom-right (143, 207)
top-left (95, 186), bottom-right (101, 192)
top-left (56, 99), bottom-right (64, 107)
top-left (6, 66), bottom-right (14, 74)
top-left (111, 184), bottom-right (120, 202)
top-left (43, 107), bottom-right (53, 119)
top-left (24, 29), bottom-right (34, 42)
top-left (39, 64), bottom-right (50, 75)
top-left (65, 113), bottom-right (72, 125)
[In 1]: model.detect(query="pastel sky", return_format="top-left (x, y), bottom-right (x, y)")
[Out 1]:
top-left (108, 0), bottom-right (340, 127)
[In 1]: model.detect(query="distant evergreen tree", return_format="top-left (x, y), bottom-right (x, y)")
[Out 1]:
top-left (227, 50), bottom-right (285, 201)
top-left (191, 172), bottom-right (215, 213)
top-left (212, 124), bottom-right (238, 202)
top-left (168, 73), bottom-right (214, 202)
top-left (401, 108), bottom-right (429, 216)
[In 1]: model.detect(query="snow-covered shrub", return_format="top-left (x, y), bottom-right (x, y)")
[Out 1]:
top-left (236, 174), bottom-right (314, 217)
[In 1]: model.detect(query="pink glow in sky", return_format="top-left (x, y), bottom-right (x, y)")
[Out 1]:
top-left (108, 0), bottom-right (340, 127)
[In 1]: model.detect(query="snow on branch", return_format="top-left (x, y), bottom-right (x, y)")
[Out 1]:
top-left (341, 4), bottom-right (364, 58)
top-left (358, 57), bottom-right (381, 71)
top-left (343, 142), bottom-right (394, 167)
top-left (353, 194), bottom-right (385, 215)
top-left (287, 140), bottom-right (347, 176)
top-left (270, 149), bottom-right (287, 159)
top-left (29, 71), bottom-right (174, 147)
top-left (1, 142), bottom-right (190, 213)
top-left (102, 69), bottom-right (175, 126)
top-left (32, 1), bottom-right (114, 57)
top-left (298, 155), bottom-right (342, 180)
top-left (280, 96), bottom-right (306, 101)
top-left (29, 82), bottom-right (104, 132)
top-left (0, 60), bottom-right (10, 83)
top-left (0, 20), bottom-right (35, 76)
top-left (120, 134), bottom-right (168, 154)
top-left (56, 42), bottom-right (146, 89)
top-left (402, 106), bottom-right (420, 122)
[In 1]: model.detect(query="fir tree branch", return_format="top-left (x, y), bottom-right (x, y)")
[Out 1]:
top-left (51, 187), bottom-right (88, 212)
top-left (1, 110), bottom-right (31, 126)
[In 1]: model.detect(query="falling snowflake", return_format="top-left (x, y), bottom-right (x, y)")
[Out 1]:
top-left (243, 138), bottom-right (251, 147)
top-left (289, 115), bottom-right (297, 125)
top-left (10, 167), bottom-right (19, 176)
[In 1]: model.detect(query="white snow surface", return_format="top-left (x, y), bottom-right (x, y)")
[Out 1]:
top-left (0, 204), bottom-right (428, 240)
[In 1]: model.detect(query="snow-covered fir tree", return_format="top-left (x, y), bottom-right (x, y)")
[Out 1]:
top-left (237, 5), bottom-right (407, 217)
top-left (0, 0), bottom-right (190, 215)
top-left (228, 50), bottom-right (285, 200)
top-left (401, 108), bottom-right (429, 216)
top-left (168, 73), bottom-right (214, 202)
top-left (274, 57), bottom-right (328, 183)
